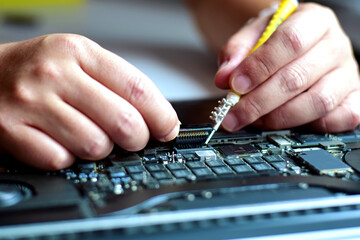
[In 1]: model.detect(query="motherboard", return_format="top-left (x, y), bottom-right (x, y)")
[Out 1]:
top-left (1, 124), bottom-right (360, 239)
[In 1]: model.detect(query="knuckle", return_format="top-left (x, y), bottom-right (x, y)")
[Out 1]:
top-left (127, 75), bottom-right (149, 104)
top-left (310, 90), bottom-right (336, 115)
top-left (115, 112), bottom-right (137, 138)
top-left (114, 111), bottom-right (148, 151)
top-left (42, 33), bottom-right (88, 56)
top-left (32, 60), bottom-right (60, 80)
top-left (11, 82), bottom-right (37, 105)
top-left (278, 25), bottom-right (304, 56)
top-left (304, 3), bottom-right (336, 24)
top-left (81, 136), bottom-right (112, 159)
top-left (279, 65), bottom-right (307, 93)
top-left (318, 4), bottom-right (336, 22)
top-left (339, 35), bottom-right (355, 59)
top-left (251, 52), bottom-right (273, 78)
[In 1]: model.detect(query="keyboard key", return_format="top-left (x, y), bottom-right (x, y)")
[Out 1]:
top-left (232, 165), bottom-right (254, 174)
top-left (251, 163), bottom-right (274, 171)
top-left (187, 161), bottom-right (206, 169)
top-left (212, 166), bottom-right (234, 175)
top-left (146, 164), bottom-right (166, 172)
top-left (244, 157), bottom-right (265, 164)
top-left (167, 162), bottom-right (186, 170)
top-left (262, 155), bottom-right (285, 162)
top-left (225, 157), bottom-right (245, 166)
top-left (152, 171), bottom-right (172, 180)
top-left (206, 160), bottom-right (225, 167)
top-left (192, 168), bottom-right (214, 178)
top-left (126, 165), bottom-right (144, 174)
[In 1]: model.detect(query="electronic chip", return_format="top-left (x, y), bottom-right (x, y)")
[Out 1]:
top-left (217, 144), bottom-right (259, 157)
top-left (293, 134), bottom-right (331, 145)
top-left (298, 149), bottom-right (352, 175)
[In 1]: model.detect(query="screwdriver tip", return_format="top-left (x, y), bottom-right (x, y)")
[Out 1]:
top-left (204, 129), bottom-right (216, 145)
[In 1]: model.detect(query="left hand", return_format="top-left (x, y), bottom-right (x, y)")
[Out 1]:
top-left (215, 3), bottom-right (360, 133)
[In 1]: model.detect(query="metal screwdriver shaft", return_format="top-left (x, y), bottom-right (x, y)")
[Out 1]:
top-left (204, 92), bottom-right (240, 144)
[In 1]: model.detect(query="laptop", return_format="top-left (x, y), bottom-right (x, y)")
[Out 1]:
top-left (1, 1), bottom-right (360, 239)
top-left (1, 98), bottom-right (360, 240)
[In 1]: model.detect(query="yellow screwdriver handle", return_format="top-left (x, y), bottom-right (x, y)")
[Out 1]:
top-left (251, 0), bottom-right (298, 54)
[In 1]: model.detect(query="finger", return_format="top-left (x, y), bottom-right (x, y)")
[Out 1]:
top-left (307, 89), bottom-right (360, 132)
top-left (222, 32), bottom-right (345, 132)
top-left (230, 3), bottom-right (339, 95)
top-left (60, 64), bottom-right (151, 151)
top-left (253, 63), bottom-right (359, 129)
top-left (215, 14), bottom-right (272, 89)
top-left (0, 123), bottom-right (74, 171)
top-left (28, 93), bottom-right (114, 160)
top-left (76, 39), bottom-right (179, 142)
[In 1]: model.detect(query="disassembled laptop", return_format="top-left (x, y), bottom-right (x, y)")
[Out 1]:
top-left (1, 124), bottom-right (360, 239)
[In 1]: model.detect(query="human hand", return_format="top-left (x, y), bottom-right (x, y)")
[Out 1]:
top-left (215, 3), bottom-right (360, 133)
top-left (0, 34), bottom-right (179, 170)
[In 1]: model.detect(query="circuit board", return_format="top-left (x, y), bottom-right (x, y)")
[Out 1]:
top-left (1, 125), bottom-right (360, 239)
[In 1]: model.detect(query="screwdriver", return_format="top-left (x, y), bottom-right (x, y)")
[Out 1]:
top-left (204, 0), bottom-right (299, 145)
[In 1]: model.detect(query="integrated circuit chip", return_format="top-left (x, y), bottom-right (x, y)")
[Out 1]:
top-left (217, 144), bottom-right (259, 157)
top-left (298, 149), bottom-right (352, 175)
top-left (293, 134), bottom-right (331, 145)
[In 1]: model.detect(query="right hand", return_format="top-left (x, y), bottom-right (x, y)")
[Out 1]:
top-left (0, 34), bottom-right (179, 170)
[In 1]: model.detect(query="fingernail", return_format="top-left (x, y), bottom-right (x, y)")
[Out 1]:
top-left (231, 72), bottom-right (251, 94)
top-left (160, 123), bottom-right (180, 142)
top-left (222, 112), bottom-right (240, 132)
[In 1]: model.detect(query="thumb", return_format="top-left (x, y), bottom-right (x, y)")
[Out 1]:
top-left (215, 14), bottom-right (271, 89)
